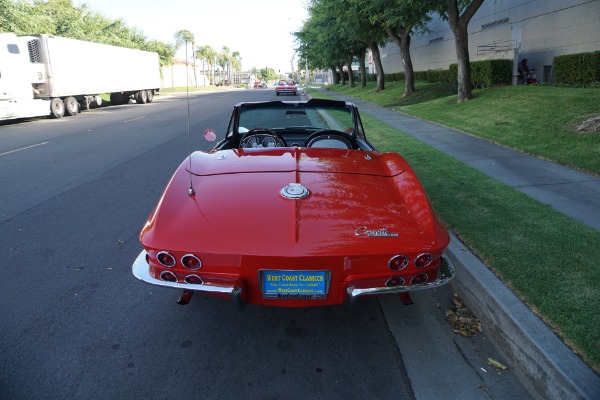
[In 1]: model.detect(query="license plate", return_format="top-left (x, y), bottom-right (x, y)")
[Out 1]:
top-left (261, 270), bottom-right (328, 299)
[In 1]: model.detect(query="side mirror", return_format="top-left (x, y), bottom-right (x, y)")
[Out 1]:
top-left (203, 128), bottom-right (217, 142)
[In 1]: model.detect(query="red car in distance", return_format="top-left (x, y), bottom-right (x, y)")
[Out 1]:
top-left (275, 80), bottom-right (297, 96)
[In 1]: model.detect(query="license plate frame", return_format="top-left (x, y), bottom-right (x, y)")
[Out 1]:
top-left (260, 270), bottom-right (330, 299)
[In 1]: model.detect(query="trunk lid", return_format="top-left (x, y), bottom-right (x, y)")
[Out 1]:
top-left (183, 149), bottom-right (440, 256)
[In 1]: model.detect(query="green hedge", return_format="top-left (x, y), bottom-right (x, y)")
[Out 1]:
top-left (381, 70), bottom-right (450, 83)
top-left (425, 69), bottom-right (451, 83)
top-left (369, 59), bottom-right (511, 87)
top-left (449, 64), bottom-right (459, 85)
top-left (449, 59), bottom-right (512, 87)
top-left (554, 51), bottom-right (600, 85)
top-left (383, 72), bottom-right (405, 82)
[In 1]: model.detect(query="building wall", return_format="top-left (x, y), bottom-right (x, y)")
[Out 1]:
top-left (379, 0), bottom-right (600, 83)
top-left (161, 60), bottom-right (209, 88)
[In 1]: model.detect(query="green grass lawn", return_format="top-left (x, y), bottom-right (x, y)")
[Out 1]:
top-left (325, 82), bottom-right (600, 176)
top-left (312, 86), bottom-right (600, 373)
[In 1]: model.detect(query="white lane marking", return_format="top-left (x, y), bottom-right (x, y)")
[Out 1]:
top-left (123, 116), bottom-right (146, 123)
top-left (0, 141), bottom-right (49, 157)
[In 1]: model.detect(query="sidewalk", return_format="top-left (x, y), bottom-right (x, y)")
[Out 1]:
top-left (314, 89), bottom-right (600, 400)
top-left (316, 89), bottom-right (600, 231)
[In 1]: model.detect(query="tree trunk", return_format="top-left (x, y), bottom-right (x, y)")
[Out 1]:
top-left (331, 66), bottom-right (339, 84)
top-left (346, 56), bottom-right (355, 87)
top-left (369, 40), bottom-right (385, 92)
top-left (446, 0), bottom-right (484, 103)
top-left (337, 64), bottom-right (345, 85)
top-left (386, 25), bottom-right (414, 97)
top-left (453, 24), bottom-right (471, 102)
top-left (212, 57), bottom-right (216, 86)
top-left (192, 41), bottom-right (197, 87)
top-left (358, 49), bottom-right (367, 88)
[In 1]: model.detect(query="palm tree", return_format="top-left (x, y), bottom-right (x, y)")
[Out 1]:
top-left (232, 50), bottom-right (242, 85)
top-left (196, 45), bottom-right (216, 86)
top-left (220, 46), bottom-right (232, 84)
top-left (174, 29), bottom-right (196, 87)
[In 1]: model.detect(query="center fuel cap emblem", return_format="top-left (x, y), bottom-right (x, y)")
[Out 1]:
top-left (281, 183), bottom-right (310, 200)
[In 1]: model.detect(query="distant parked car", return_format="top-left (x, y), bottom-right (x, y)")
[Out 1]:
top-left (259, 82), bottom-right (267, 88)
top-left (275, 80), bottom-right (297, 96)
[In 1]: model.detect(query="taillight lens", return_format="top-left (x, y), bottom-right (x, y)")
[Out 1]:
top-left (411, 273), bottom-right (428, 285)
top-left (181, 254), bottom-right (202, 270)
top-left (184, 275), bottom-right (203, 284)
top-left (160, 271), bottom-right (177, 282)
top-left (389, 255), bottom-right (409, 271)
top-left (157, 251), bottom-right (176, 267)
top-left (386, 276), bottom-right (405, 287)
top-left (415, 253), bottom-right (433, 268)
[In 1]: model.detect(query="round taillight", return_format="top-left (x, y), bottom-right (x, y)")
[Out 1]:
top-left (157, 251), bottom-right (176, 267)
top-left (415, 253), bottom-right (433, 269)
top-left (411, 273), bottom-right (428, 285)
top-left (181, 254), bottom-right (202, 270)
top-left (386, 276), bottom-right (405, 287)
top-left (184, 274), bottom-right (203, 284)
top-left (389, 255), bottom-right (409, 271)
top-left (160, 271), bottom-right (177, 282)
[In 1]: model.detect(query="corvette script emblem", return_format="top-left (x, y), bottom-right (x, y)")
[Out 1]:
top-left (355, 226), bottom-right (399, 237)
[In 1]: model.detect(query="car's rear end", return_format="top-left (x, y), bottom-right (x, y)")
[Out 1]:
top-left (135, 148), bottom-right (453, 307)
top-left (275, 80), bottom-right (297, 96)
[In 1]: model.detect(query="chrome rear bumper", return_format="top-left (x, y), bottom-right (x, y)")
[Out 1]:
top-left (345, 254), bottom-right (456, 299)
top-left (132, 250), bottom-right (455, 306)
top-left (131, 251), bottom-right (243, 299)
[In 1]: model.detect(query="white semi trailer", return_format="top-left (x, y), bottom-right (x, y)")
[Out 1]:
top-left (0, 33), bottom-right (161, 121)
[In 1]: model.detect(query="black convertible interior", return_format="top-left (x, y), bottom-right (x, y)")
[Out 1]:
top-left (215, 99), bottom-right (374, 151)
top-left (238, 128), bottom-right (356, 149)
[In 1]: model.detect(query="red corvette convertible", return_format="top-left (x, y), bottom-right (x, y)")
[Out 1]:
top-left (132, 99), bottom-right (455, 307)
top-left (275, 80), bottom-right (297, 96)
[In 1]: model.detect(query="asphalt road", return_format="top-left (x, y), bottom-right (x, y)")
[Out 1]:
top-left (0, 89), bottom-right (531, 400)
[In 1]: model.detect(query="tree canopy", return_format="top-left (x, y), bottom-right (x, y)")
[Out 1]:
top-left (1, 0), bottom-right (175, 66)
top-left (295, 0), bottom-right (486, 102)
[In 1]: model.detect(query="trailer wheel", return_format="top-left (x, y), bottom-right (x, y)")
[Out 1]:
top-left (136, 90), bottom-right (148, 104)
top-left (50, 98), bottom-right (65, 118)
top-left (92, 95), bottom-right (102, 108)
top-left (146, 90), bottom-right (154, 103)
top-left (64, 97), bottom-right (79, 116)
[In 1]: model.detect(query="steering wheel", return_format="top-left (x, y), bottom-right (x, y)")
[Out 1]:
top-left (306, 130), bottom-right (355, 149)
top-left (239, 128), bottom-right (286, 149)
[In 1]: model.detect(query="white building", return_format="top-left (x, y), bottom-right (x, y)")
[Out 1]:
top-left (161, 59), bottom-right (209, 88)
top-left (378, 0), bottom-right (600, 83)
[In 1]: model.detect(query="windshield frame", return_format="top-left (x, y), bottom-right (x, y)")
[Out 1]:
top-left (226, 99), bottom-right (363, 138)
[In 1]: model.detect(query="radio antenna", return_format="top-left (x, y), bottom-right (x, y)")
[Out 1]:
top-left (185, 39), bottom-right (195, 196)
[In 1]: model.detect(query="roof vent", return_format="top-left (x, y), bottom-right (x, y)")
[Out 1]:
top-left (482, 18), bottom-right (509, 30)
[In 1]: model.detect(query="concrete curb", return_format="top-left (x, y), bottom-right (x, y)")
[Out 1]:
top-left (447, 233), bottom-right (600, 400)
top-left (305, 90), bottom-right (600, 398)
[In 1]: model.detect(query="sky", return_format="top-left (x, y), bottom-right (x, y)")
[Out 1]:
top-left (78, 0), bottom-right (309, 73)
